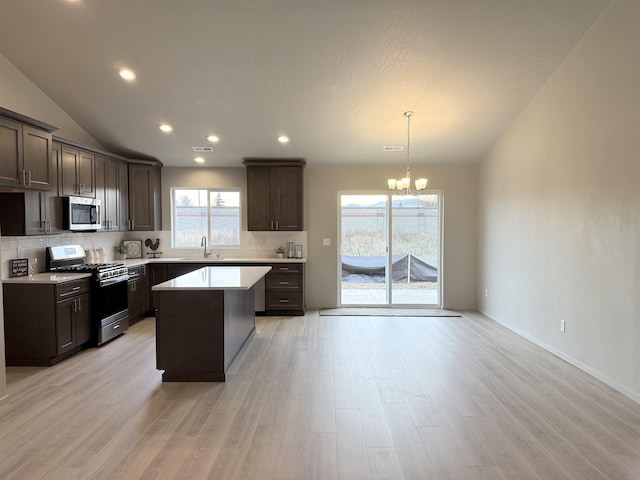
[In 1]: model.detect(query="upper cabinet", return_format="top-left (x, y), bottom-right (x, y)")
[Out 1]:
top-left (95, 155), bottom-right (128, 231)
top-left (128, 162), bottom-right (162, 231)
top-left (0, 140), bottom-right (62, 236)
top-left (0, 108), bottom-right (56, 191)
top-left (60, 144), bottom-right (95, 198)
top-left (243, 158), bottom-right (305, 231)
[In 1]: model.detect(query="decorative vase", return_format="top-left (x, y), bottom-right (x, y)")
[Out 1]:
top-left (277, 253), bottom-right (285, 258)
top-left (115, 253), bottom-right (127, 260)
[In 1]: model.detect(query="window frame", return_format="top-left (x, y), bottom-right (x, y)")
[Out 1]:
top-left (171, 187), bottom-right (241, 249)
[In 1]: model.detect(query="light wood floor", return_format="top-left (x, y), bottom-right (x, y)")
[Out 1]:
top-left (1, 311), bottom-right (640, 479)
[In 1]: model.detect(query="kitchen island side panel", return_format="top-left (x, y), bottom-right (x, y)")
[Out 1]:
top-left (155, 290), bottom-right (225, 381)
top-left (155, 288), bottom-right (256, 381)
top-left (223, 287), bottom-right (256, 371)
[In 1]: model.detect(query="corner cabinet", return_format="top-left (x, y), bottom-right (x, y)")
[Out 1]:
top-left (243, 158), bottom-right (305, 231)
top-left (128, 162), bottom-right (162, 231)
top-left (0, 107), bottom-right (56, 191)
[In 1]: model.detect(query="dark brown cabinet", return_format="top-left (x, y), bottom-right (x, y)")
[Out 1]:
top-left (96, 155), bottom-right (128, 231)
top-left (56, 292), bottom-right (91, 354)
top-left (265, 263), bottom-right (305, 315)
top-left (60, 144), bottom-right (96, 197)
top-left (59, 145), bottom-right (92, 197)
top-left (147, 263), bottom-right (168, 311)
top-left (0, 143), bottom-right (62, 235)
top-left (3, 278), bottom-right (91, 366)
top-left (128, 163), bottom-right (162, 231)
top-left (127, 265), bottom-right (149, 323)
top-left (243, 159), bottom-right (305, 231)
top-left (145, 261), bottom-right (305, 316)
top-left (0, 114), bottom-right (54, 191)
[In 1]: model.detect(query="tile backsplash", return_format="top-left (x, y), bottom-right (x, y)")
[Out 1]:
top-left (0, 230), bottom-right (307, 279)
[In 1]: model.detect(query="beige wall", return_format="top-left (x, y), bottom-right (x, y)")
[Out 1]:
top-left (0, 53), bottom-right (100, 147)
top-left (478, 0), bottom-right (640, 401)
top-left (161, 164), bottom-right (479, 310)
top-left (305, 164), bottom-right (478, 309)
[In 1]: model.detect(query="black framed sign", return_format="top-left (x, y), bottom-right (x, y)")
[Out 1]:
top-left (10, 258), bottom-right (29, 277)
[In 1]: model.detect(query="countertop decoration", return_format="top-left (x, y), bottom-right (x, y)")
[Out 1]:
top-left (123, 240), bottom-right (142, 259)
top-left (145, 238), bottom-right (162, 258)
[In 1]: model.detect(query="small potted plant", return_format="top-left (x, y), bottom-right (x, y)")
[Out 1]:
top-left (114, 243), bottom-right (128, 260)
top-left (274, 246), bottom-right (286, 258)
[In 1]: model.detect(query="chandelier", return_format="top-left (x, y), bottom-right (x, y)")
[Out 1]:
top-left (387, 111), bottom-right (427, 194)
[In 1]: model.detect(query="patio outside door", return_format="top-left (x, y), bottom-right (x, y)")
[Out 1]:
top-left (339, 192), bottom-right (441, 306)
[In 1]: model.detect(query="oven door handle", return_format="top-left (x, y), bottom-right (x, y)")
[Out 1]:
top-left (98, 274), bottom-right (130, 287)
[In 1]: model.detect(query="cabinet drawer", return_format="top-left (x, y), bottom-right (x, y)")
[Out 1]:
top-left (270, 263), bottom-right (303, 274)
top-left (56, 279), bottom-right (90, 301)
top-left (266, 293), bottom-right (303, 310)
top-left (266, 274), bottom-right (302, 291)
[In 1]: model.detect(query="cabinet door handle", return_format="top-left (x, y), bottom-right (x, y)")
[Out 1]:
top-left (275, 220), bottom-right (279, 230)
top-left (26, 170), bottom-right (32, 186)
top-left (279, 299), bottom-right (290, 303)
top-left (113, 323), bottom-right (120, 330)
top-left (21, 170), bottom-right (27, 186)
top-left (270, 220), bottom-right (274, 230)
top-left (279, 281), bottom-right (290, 285)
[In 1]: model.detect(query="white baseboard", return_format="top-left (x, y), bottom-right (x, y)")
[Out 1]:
top-left (480, 309), bottom-right (640, 405)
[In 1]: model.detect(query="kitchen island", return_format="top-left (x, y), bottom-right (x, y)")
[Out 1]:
top-left (152, 266), bottom-right (271, 381)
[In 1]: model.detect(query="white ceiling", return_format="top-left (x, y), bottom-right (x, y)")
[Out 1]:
top-left (0, 0), bottom-right (611, 168)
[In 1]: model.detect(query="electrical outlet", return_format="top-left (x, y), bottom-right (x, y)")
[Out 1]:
top-left (322, 238), bottom-right (331, 246)
top-left (560, 320), bottom-right (566, 333)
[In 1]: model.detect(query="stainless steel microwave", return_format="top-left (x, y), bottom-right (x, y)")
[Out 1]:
top-left (63, 196), bottom-right (102, 231)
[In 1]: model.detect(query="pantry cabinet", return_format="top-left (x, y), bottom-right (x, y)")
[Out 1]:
top-left (243, 158), bottom-right (305, 231)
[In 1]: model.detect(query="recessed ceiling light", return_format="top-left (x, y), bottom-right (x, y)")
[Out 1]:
top-left (194, 157), bottom-right (205, 164)
top-left (159, 124), bottom-right (173, 133)
top-left (118, 68), bottom-right (136, 81)
top-left (277, 135), bottom-right (290, 144)
top-left (206, 135), bottom-right (219, 143)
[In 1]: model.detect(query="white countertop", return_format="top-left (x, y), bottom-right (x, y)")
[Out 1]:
top-left (123, 256), bottom-right (306, 268)
top-left (2, 272), bottom-right (92, 284)
top-left (152, 266), bottom-right (272, 291)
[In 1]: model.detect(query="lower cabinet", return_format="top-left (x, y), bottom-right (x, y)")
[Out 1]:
top-left (127, 265), bottom-right (149, 324)
top-left (145, 261), bottom-right (305, 316)
top-left (56, 292), bottom-right (91, 354)
top-left (146, 263), bottom-right (168, 312)
top-left (265, 263), bottom-right (305, 315)
top-left (3, 278), bottom-right (92, 366)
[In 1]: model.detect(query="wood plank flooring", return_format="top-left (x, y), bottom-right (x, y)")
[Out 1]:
top-left (1, 311), bottom-right (640, 479)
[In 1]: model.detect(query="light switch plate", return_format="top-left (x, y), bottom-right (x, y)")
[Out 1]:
top-left (322, 238), bottom-right (331, 246)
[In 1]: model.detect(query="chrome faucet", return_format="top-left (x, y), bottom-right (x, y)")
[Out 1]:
top-left (201, 236), bottom-right (212, 258)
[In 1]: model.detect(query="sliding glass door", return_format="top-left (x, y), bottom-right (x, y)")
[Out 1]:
top-left (339, 192), bottom-right (441, 307)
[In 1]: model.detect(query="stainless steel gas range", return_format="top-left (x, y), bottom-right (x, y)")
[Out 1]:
top-left (46, 245), bottom-right (130, 345)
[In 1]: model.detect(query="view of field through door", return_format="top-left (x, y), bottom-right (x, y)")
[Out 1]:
top-left (339, 193), bottom-right (441, 306)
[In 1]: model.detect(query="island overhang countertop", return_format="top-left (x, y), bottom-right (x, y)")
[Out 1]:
top-left (151, 266), bottom-right (272, 291)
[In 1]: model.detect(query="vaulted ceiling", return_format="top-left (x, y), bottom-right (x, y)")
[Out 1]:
top-left (0, 0), bottom-right (611, 167)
